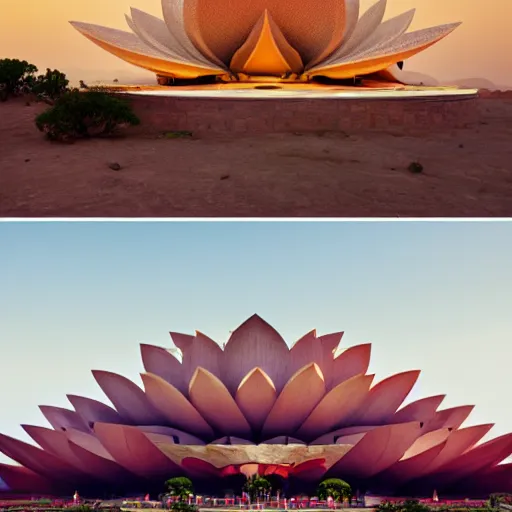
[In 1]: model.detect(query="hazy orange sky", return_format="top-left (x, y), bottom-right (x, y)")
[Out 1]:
top-left (1, 0), bottom-right (510, 86)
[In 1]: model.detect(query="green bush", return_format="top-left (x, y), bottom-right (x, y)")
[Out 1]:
top-left (317, 478), bottom-right (352, 502)
top-left (35, 90), bottom-right (140, 141)
top-left (170, 503), bottom-right (197, 512)
top-left (32, 68), bottom-right (70, 99)
top-left (0, 58), bottom-right (38, 100)
top-left (165, 476), bottom-right (194, 501)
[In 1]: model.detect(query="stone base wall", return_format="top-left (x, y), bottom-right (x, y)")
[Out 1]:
top-left (125, 94), bottom-right (479, 137)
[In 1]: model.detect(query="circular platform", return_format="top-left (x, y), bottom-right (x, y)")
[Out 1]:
top-left (122, 84), bottom-right (479, 137)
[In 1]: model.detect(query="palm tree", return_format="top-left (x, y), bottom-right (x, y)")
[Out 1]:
top-left (243, 475), bottom-right (271, 502)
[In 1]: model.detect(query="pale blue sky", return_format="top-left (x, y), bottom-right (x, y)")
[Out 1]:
top-left (1, 221), bottom-right (511, 465)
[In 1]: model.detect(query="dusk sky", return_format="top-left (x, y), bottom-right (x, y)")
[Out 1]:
top-left (0, 0), bottom-right (510, 87)
top-left (1, 221), bottom-right (512, 466)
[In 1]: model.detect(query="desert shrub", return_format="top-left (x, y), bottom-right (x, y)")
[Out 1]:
top-left (32, 68), bottom-right (70, 99)
top-left (35, 90), bottom-right (140, 141)
top-left (0, 58), bottom-right (38, 100)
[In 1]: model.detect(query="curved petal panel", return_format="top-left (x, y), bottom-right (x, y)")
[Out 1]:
top-left (39, 406), bottom-right (89, 432)
top-left (311, 425), bottom-right (377, 445)
top-left (328, 344), bottom-right (371, 390)
top-left (69, 22), bottom-right (222, 79)
top-left (342, 9), bottom-right (416, 61)
top-left (329, 422), bottom-right (422, 478)
top-left (169, 331), bottom-right (194, 352)
top-left (346, 370), bottom-right (420, 425)
top-left (235, 368), bottom-right (277, 432)
top-left (311, 0), bottom-right (387, 69)
top-left (160, 0), bottom-right (226, 67)
top-left (402, 428), bottom-right (452, 460)
top-left (309, 23), bottom-right (461, 79)
top-left (423, 405), bottom-right (474, 433)
top-left (67, 394), bottom-right (123, 427)
top-left (141, 372), bottom-right (214, 439)
top-left (138, 426), bottom-right (205, 445)
top-left (23, 425), bottom-right (90, 471)
top-left (92, 370), bottom-right (162, 425)
top-left (180, 331), bottom-right (223, 383)
top-left (93, 423), bottom-right (181, 477)
top-left (394, 395), bottom-right (446, 424)
top-left (129, 7), bottom-right (220, 70)
top-left (429, 433), bottom-right (512, 487)
top-left (0, 463), bottom-right (54, 493)
top-left (0, 433), bottom-right (83, 481)
top-left (297, 374), bottom-right (374, 441)
top-left (422, 424), bottom-right (495, 475)
top-left (262, 363), bottom-right (326, 438)
top-left (287, 331), bottom-right (324, 382)
top-left (140, 344), bottom-right (186, 393)
top-left (222, 315), bottom-right (290, 394)
top-left (189, 367), bottom-right (251, 437)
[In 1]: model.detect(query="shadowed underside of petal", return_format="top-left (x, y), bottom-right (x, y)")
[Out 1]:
top-left (222, 315), bottom-right (290, 394)
top-left (0, 463), bottom-right (54, 493)
top-left (420, 424), bottom-right (494, 476)
top-left (394, 395), bottom-right (446, 423)
top-left (182, 0), bottom-right (348, 65)
top-left (140, 344), bottom-right (186, 393)
top-left (328, 422), bottom-right (422, 478)
top-left (423, 405), bottom-right (474, 433)
top-left (67, 394), bottom-right (123, 427)
top-left (235, 367), bottom-right (277, 432)
top-left (189, 367), bottom-right (251, 437)
top-left (344, 370), bottom-right (420, 426)
top-left (93, 423), bottom-right (181, 477)
top-left (423, 433), bottom-right (512, 489)
top-left (92, 370), bottom-right (162, 425)
top-left (39, 405), bottom-right (89, 433)
top-left (377, 440), bottom-right (447, 486)
top-left (0, 433), bottom-right (83, 481)
top-left (69, 22), bottom-right (222, 79)
top-left (311, 425), bottom-right (377, 445)
top-left (139, 425), bottom-right (205, 445)
top-left (309, 23), bottom-right (461, 79)
top-left (328, 344), bottom-right (371, 390)
top-left (23, 425), bottom-right (91, 472)
top-left (297, 374), bottom-right (374, 441)
top-left (141, 372), bottom-right (214, 439)
top-left (230, 10), bottom-right (303, 76)
top-left (262, 363), bottom-right (325, 438)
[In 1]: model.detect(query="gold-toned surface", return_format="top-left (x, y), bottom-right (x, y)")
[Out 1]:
top-left (230, 10), bottom-right (303, 76)
top-left (182, 0), bottom-right (347, 65)
top-left (154, 443), bottom-right (353, 469)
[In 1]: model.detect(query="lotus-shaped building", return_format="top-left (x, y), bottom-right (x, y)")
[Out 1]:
top-left (70, 0), bottom-right (461, 84)
top-left (1, 315), bottom-right (511, 497)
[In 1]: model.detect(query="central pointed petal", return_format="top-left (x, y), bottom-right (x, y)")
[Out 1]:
top-left (230, 10), bottom-right (303, 76)
top-left (183, 0), bottom-right (348, 65)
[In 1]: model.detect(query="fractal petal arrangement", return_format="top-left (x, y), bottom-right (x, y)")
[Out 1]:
top-left (1, 315), bottom-right (511, 497)
top-left (69, 0), bottom-right (461, 85)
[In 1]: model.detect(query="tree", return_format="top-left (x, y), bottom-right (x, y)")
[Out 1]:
top-left (165, 476), bottom-right (194, 501)
top-left (32, 68), bottom-right (70, 99)
top-left (317, 478), bottom-right (352, 503)
top-left (243, 475), bottom-right (271, 501)
top-left (0, 58), bottom-right (38, 100)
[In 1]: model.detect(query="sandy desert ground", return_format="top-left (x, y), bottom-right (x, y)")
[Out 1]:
top-left (0, 94), bottom-right (511, 218)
